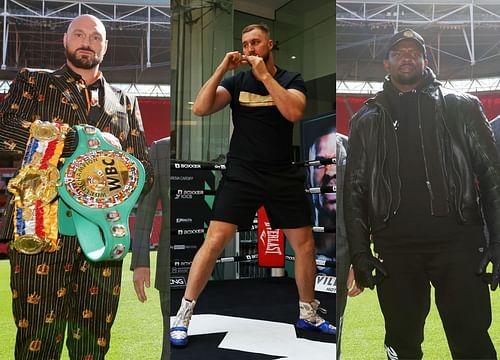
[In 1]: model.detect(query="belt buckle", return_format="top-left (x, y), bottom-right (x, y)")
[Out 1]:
top-left (11, 235), bottom-right (51, 255)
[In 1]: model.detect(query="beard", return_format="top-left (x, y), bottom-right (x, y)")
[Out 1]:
top-left (65, 47), bottom-right (102, 69)
top-left (261, 51), bottom-right (270, 63)
top-left (249, 49), bottom-right (270, 63)
top-left (392, 70), bottom-right (423, 86)
top-left (322, 195), bottom-right (336, 213)
top-left (317, 201), bottom-right (335, 227)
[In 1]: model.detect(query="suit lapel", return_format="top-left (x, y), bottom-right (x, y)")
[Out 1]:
top-left (49, 67), bottom-right (125, 128)
top-left (95, 79), bottom-right (123, 129)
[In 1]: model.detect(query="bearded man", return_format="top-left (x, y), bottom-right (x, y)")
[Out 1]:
top-left (0, 15), bottom-right (152, 359)
top-left (344, 29), bottom-right (499, 359)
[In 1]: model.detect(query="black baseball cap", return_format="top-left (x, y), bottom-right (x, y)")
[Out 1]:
top-left (385, 29), bottom-right (426, 59)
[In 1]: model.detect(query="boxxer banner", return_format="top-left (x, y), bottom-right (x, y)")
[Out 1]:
top-left (170, 162), bottom-right (221, 289)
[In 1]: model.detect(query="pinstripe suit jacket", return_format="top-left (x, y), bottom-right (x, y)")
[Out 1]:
top-left (0, 65), bottom-right (153, 240)
top-left (131, 137), bottom-right (170, 292)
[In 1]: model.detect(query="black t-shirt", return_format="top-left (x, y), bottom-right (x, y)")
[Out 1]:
top-left (220, 67), bottom-right (306, 167)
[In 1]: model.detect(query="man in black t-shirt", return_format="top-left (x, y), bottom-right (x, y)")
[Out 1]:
top-left (170, 23), bottom-right (335, 347)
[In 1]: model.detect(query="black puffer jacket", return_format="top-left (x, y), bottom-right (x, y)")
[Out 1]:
top-left (344, 68), bottom-right (500, 259)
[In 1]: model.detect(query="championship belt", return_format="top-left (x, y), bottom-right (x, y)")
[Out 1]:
top-left (7, 121), bottom-right (70, 254)
top-left (57, 125), bottom-right (145, 262)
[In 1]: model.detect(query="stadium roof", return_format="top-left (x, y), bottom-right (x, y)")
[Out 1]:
top-left (85, 0), bottom-right (169, 5)
top-left (337, 1), bottom-right (500, 82)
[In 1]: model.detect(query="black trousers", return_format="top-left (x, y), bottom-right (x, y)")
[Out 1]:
top-left (10, 235), bottom-right (122, 360)
top-left (376, 248), bottom-right (496, 360)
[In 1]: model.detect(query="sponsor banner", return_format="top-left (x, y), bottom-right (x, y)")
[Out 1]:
top-left (170, 175), bottom-right (195, 182)
top-left (172, 228), bottom-right (206, 235)
top-left (172, 260), bottom-right (195, 267)
top-left (171, 244), bottom-right (198, 251)
top-left (170, 275), bottom-right (188, 289)
top-left (172, 189), bottom-right (217, 199)
top-left (171, 265), bottom-right (191, 273)
top-left (257, 207), bottom-right (285, 267)
top-left (175, 217), bottom-right (194, 224)
top-left (170, 166), bottom-right (218, 289)
top-left (173, 163), bottom-right (202, 169)
top-left (314, 275), bottom-right (336, 294)
top-left (172, 162), bottom-right (226, 170)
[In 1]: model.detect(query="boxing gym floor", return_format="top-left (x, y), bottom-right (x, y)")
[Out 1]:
top-left (170, 277), bottom-right (335, 359)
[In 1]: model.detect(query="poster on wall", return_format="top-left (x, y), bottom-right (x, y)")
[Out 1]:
top-left (300, 112), bottom-right (335, 284)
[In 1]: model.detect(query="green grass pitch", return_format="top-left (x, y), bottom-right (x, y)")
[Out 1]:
top-left (342, 284), bottom-right (500, 359)
top-left (0, 252), bottom-right (164, 360)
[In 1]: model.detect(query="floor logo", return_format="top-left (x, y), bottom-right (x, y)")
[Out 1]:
top-left (171, 314), bottom-right (336, 359)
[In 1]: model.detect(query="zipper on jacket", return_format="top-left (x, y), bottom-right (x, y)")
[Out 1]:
top-left (393, 116), bottom-right (401, 216)
top-left (417, 92), bottom-right (435, 215)
top-left (378, 112), bottom-right (392, 222)
top-left (383, 107), bottom-right (401, 218)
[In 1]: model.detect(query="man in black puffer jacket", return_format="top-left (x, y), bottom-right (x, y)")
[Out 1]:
top-left (344, 28), bottom-right (500, 359)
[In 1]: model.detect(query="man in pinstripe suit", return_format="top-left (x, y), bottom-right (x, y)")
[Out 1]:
top-left (0, 14), bottom-right (153, 360)
top-left (131, 137), bottom-right (170, 360)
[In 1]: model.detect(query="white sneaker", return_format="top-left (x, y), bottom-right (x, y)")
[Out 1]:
top-left (296, 299), bottom-right (336, 335)
top-left (170, 298), bottom-right (196, 347)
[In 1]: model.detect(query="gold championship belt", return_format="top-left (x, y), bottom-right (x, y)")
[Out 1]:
top-left (7, 121), bottom-right (69, 254)
top-left (57, 125), bottom-right (145, 261)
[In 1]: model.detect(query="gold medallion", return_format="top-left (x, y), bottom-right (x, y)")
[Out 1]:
top-left (12, 235), bottom-right (51, 255)
top-left (8, 164), bottom-right (61, 207)
top-left (31, 122), bottom-right (61, 141)
top-left (63, 150), bottom-right (140, 208)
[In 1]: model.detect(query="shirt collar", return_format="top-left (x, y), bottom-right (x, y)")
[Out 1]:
top-left (61, 64), bottom-right (104, 89)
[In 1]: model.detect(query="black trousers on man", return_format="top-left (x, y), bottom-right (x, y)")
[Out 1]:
top-left (376, 248), bottom-right (496, 360)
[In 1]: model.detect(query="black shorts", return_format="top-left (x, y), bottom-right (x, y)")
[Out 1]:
top-left (211, 160), bottom-right (312, 230)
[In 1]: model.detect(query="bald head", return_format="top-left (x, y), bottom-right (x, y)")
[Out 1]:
top-left (64, 15), bottom-right (108, 71)
top-left (67, 15), bottom-right (107, 40)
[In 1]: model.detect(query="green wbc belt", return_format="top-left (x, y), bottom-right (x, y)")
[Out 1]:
top-left (58, 125), bottom-right (145, 262)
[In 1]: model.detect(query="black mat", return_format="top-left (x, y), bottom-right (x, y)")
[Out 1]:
top-left (171, 277), bottom-right (335, 359)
